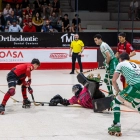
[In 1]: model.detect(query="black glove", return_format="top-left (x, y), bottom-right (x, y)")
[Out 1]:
top-left (50, 94), bottom-right (63, 103)
top-left (28, 86), bottom-right (33, 94)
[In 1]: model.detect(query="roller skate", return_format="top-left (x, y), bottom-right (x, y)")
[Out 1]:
top-left (0, 104), bottom-right (5, 115)
top-left (108, 123), bottom-right (122, 137)
top-left (22, 99), bottom-right (31, 108)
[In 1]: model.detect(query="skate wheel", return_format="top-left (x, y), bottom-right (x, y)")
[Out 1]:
top-left (22, 105), bottom-right (26, 108)
top-left (0, 111), bottom-right (4, 115)
top-left (42, 103), bottom-right (44, 106)
top-left (115, 132), bottom-right (122, 137)
top-left (108, 131), bottom-right (115, 135)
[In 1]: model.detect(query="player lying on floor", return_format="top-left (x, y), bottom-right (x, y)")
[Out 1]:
top-left (49, 74), bottom-right (105, 109)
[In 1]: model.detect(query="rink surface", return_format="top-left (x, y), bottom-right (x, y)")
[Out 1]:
top-left (0, 69), bottom-right (140, 140)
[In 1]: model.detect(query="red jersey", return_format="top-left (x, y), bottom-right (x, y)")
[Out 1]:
top-left (23, 10), bottom-right (32, 17)
top-left (23, 19), bottom-right (30, 25)
top-left (23, 25), bottom-right (36, 32)
top-left (69, 87), bottom-right (93, 109)
top-left (12, 64), bottom-right (34, 79)
top-left (117, 41), bottom-right (134, 54)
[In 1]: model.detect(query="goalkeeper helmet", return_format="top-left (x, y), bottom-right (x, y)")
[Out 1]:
top-left (72, 84), bottom-right (83, 97)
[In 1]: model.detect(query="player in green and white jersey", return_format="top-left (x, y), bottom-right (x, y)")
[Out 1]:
top-left (108, 52), bottom-right (140, 136)
top-left (94, 34), bottom-right (118, 95)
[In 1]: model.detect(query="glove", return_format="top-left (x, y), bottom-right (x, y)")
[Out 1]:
top-left (103, 61), bottom-right (109, 72)
top-left (27, 79), bottom-right (31, 85)
top-left (50, 94), bottom-right (63, 103)
top-left (49, 94), bottom-right (63, 106)
top-left (23, 79), bottom-right (31, 87)
top-left (28, 86), bottom-right (33, 94)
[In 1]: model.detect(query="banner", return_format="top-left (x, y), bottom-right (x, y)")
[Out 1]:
top-left (0, 32), bottom-right (117, 47)
top-left (0, 49), bottom-right (97, 63)
top-left (0, 32), bottom-right (139, 49)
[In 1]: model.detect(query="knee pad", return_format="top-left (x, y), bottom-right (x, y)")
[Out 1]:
top-left (104, 78), bottom-right (108, 84)
top-left (8, 88), bottom-right (15, 96)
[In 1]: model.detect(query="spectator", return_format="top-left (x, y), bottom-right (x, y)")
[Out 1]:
top-left (21, 0), bottom-right (30, 9)
top-left (0, 12), bottom-right (6, 32)
top-left (33, 0), bottom-right (42, 15)
top-left (9, 20), bottom-right (23, 32)
top-left (72, 14), bottom-right (82, 32)
top-left (57, 16), bottom-right (63, 29)
top-left (49, 12), bottom-right (61, 32)
top-left (32, 12), bottom-right (43, 32)
top-left (6, 11), bottom-right (17, 27)
top-left (23, 6), bottom-right (33, 19)
top-left (3, 3), bottom-right (13, 19)
top-left (51, 0), bottom-right (61, 16)
top-left (41, 0), bottom-right (51, 19)
top-left (14, 4), bottom-right (22, 26)
top-left (23, 21), bottom-right (36, 32)
top-left (128, 0), bottom-right (139, 20)
top-left (41, 20), bottom-right (53, 32)
top-left (23, 14), bottom-right (30, 26)
top-left (62, 14), bottom-right (71, 32)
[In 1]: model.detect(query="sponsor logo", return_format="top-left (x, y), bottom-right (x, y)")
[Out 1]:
top-left (61, 33), bottom-right (75, 46)
top-left (50, 53), bottom-right (68, 59)
top-left (0, 35), bottom-right (38, 46)
top-left (133, 38), bottom-right (140, 44)
top-left (0, 51), bottom-right (23, 58)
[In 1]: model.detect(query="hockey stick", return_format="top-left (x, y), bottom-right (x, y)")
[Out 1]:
top-left (75, 66), bottom-right (105, 74)
top-left (36, 101), bottom-right (50, 104)
top-left (0, 89), bottom-right (20, 103)
top-left (30, 93), bottom-right (42, 106)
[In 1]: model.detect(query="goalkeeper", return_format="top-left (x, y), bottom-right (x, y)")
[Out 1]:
top-left (49, 74), bottom-right (105, 108)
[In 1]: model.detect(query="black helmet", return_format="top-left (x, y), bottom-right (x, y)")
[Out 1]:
top-left (72, 84), bottom-right (83, 97)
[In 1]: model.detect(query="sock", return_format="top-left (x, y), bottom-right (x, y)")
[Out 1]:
top-left (21, 85), bottom-right (27, 99)
top-left (2, 92), bottom-right (11, 106)
top-left (111, 97), bottom-right (122, 124)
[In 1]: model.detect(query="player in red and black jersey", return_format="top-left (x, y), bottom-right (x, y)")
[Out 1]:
top-left (0, 58), bottom-right (40, 113)
top-left (115, 32), bottom-right (136, 88)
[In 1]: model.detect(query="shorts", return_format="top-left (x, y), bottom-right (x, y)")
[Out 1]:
top-left (119, 83), bottom-right (140, 102)
top-left (7, 71), bottom-right (24, 88)
top-left (108, 57), bottom-right (119, 75)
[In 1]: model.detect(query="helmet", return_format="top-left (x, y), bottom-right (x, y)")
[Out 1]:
top-left (72, 84), bottom-right (83, 97)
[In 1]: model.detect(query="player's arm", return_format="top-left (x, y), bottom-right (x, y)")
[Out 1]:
top-left (78, 41), bottom-right (84, 55)
top-left (126, 44), bottom-right (136, 57)
top-left (112, 72), bottom-right (120, 93)
top-left (129, 50), bottom-right (136, 57)
top-left (115, 52), bottom-right (120, 58)
top-left (105, 51), bottom-right (111, 64)
top-left (26, 65), bottom-right (33, 80)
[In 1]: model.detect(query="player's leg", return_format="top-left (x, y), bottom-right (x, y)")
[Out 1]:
top-left (108, 85), bottom-right (138, 135)
top-left (108, 94), bottom-right (124, 136)
top-left (104, 73), bottom-right (113, 95)
top-left (106, 58), bottom-right (119, 95)
top-left (128, 83), bottom-right (140, 112)
top-left (18, 79), bottom-right (31, 108)
top-left (0, 72), bottom-right (17, 113)
top-left (77, 54), bottom-right (83, 72)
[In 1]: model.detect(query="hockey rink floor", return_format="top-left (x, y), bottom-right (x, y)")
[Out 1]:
top-left (0, 69), bottom-right (140, 140)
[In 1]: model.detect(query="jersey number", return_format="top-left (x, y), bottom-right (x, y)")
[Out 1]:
top-left (129, 62), bottom-right (136, 68)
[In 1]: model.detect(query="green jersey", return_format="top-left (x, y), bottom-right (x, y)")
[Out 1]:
top-left (115, 60), bottom-right (140, 85)
top-left (100, 42), bottom-right (115, 60)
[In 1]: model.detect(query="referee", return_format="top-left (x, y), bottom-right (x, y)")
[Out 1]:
top-left (69, 34), bottom-right (84, 74)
